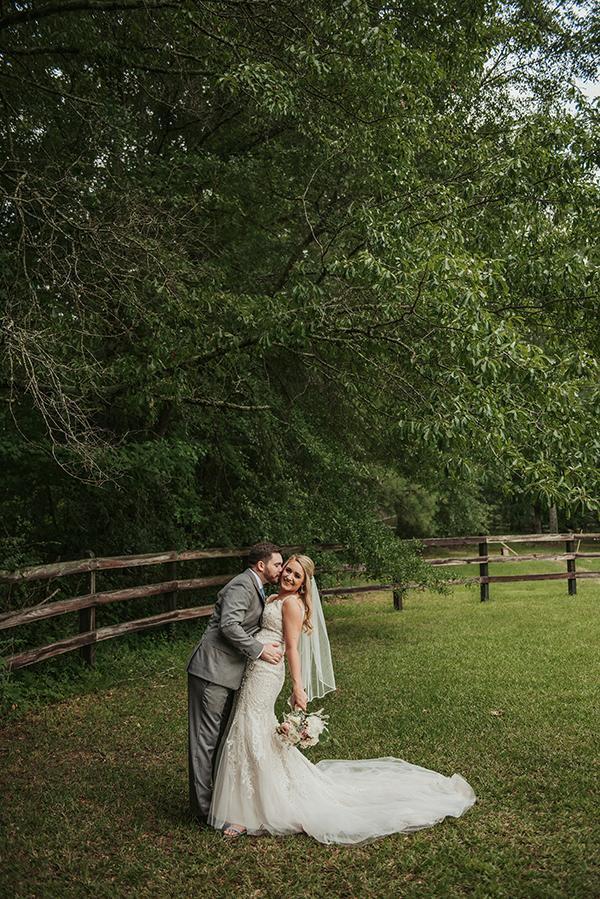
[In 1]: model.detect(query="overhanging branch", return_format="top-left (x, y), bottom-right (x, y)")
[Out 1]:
top-left (0, 0), bottom-right (179, 31)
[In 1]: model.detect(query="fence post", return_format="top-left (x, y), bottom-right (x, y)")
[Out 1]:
top-left (566, 538), bottom-right (576, 596)
top-left (479, 539), bottom-right (489, 602)
top-left (79, 552), bottom-right (96, 667)
top-left (165, 559), bottom-right (178, 638)
top-left (393, 588), bottom-right (403, 611)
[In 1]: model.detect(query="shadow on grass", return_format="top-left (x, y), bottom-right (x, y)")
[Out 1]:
top-left (2, 586), bottom-right (599, 899)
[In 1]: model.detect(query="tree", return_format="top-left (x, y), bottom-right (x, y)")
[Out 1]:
top-left (1, 1), bottom-right (598, 571)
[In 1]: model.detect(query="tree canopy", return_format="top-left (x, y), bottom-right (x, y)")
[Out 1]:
top-left (1, 1), bottom-right (598, 572)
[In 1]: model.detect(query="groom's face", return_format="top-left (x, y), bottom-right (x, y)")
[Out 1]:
top-left (260, 552), bottom-right (283, 585)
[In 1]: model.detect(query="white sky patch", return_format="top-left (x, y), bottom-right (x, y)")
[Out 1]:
top-left (575, 78), bottom-right (600, 100)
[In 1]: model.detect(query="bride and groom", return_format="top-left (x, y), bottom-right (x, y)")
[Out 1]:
top-left (186, 542), bottom-right (476, 844)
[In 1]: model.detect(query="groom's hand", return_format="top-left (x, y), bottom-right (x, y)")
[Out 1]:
top-left (260, 642), bottom-right (283, 664)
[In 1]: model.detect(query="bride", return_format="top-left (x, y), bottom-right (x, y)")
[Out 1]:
top-left (209, 554), bottom-right (476, 843)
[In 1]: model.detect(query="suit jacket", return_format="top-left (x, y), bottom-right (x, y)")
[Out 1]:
top-left (186, 568), bottom-right (266, 690)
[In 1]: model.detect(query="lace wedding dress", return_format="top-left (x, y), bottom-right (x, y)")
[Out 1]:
top-left (209, 599), bottom-right (476, 844)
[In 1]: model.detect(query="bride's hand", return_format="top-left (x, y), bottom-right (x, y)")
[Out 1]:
top-left (291, 687), bottom-right (308, 711)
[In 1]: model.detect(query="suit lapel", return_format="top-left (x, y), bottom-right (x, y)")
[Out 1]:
top-left (245, 568), bottom-right (265, 607)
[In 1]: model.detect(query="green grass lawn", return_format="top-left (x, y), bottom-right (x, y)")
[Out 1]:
top-left (1, 579), bottom-right (599, 898)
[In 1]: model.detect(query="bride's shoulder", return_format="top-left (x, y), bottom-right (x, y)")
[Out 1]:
top-left (282, 593), bottom-right (304, 614)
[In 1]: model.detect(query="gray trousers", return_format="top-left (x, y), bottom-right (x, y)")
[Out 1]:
top-left (188, 674), bottom-right (235, 821)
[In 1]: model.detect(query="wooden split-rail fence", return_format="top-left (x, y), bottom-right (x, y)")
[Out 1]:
top-left (0, 543), bottom-right (403, 673)
top-left (1, 533), bottom-right (598, 672)
top-left (422, 532), bottom-right (600, 601)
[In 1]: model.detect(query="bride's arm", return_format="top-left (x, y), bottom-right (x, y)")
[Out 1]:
top-left (282, 596), bottom-right (308, 711)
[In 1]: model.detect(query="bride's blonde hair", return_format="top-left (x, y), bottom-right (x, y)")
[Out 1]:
top-left (286, 554), bottom-right (314, 634)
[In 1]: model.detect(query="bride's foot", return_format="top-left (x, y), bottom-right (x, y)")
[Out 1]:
top-left (222, 823), bottom-right (247, 839)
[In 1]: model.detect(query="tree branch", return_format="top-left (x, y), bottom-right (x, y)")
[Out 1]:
top-left (0, 0), bottom-right (179, 31)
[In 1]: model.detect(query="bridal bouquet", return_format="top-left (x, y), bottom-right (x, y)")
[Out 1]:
top-left (276, 706), bottom-right (329, 749)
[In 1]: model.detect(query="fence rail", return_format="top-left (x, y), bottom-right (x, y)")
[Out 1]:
top-left (2, 533), bottom-right (598, 672)
top-left (0, 544), bottom-right (346, 585)
top-left (421, 532), bottom-right (600, 546)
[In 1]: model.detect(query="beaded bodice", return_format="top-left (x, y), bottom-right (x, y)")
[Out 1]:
top-left (257, 599), bottom-right (284, 644)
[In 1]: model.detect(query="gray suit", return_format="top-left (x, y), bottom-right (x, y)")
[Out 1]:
top-left (186, 568), bottom-right (266, 820)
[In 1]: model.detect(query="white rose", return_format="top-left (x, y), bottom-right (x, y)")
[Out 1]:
top-left (305, 715), bottom-right (326, 739)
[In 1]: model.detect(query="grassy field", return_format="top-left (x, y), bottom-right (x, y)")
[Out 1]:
top-left (1, 577), bottom-right (599, 898)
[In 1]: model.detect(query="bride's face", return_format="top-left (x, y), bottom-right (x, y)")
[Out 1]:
top-left (280, 558), bottom-right (305, 593)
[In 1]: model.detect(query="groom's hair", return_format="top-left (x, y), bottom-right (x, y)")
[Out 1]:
top-left (247, 542), bottom-right (281, 567)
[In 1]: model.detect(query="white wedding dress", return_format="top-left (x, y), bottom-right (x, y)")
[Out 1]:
top-left (209, 599), bottom-right (476, 844)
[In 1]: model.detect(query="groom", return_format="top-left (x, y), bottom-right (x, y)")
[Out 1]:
top-left (186, 541), bottom-right (284, 823)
